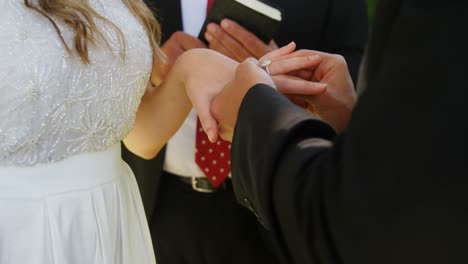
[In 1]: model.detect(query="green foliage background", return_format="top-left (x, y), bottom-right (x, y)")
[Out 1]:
top-left (368, 0), bottom-right (378, 20)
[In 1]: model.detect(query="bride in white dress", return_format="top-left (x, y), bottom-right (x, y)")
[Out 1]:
top-left (0, 0), bottom-right (238, 263)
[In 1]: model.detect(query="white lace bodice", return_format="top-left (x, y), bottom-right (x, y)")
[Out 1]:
top-left (0, 0), bottom-right (152, 167)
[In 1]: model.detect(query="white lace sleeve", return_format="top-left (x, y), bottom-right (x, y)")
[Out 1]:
top-left (0, 0), bottom-right (152, 166)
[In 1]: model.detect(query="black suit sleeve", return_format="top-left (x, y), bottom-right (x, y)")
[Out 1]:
top-left (231, 1), bottom-right (468, 263)
top-left (232, 85), bottom-right (339, 263)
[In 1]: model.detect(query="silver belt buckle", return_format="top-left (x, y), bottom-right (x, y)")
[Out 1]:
top-left (191, 177), bottom-right (216, 193)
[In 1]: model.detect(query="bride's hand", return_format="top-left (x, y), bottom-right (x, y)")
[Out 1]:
top-left (258, 42), bottom-right (328, 97)
top-left (172, 49), bottom-right (238, 142)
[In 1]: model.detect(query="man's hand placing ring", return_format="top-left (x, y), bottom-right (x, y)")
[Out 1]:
top-left (260, 60), bottom-right (271, 75)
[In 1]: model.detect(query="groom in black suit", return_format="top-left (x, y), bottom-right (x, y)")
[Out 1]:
top-left (123, 0), bottom-right (367, 263)
top-left (210, 0), bottom-right (468, 263)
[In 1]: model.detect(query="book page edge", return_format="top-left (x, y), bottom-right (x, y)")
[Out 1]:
top-left (235, 0), bottom-right (282, 21)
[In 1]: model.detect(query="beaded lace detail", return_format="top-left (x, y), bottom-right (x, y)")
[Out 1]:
top-left (0, 0), bottom-right (152, 166)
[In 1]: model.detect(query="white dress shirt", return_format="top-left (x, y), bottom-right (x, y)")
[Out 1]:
top-left (163, 0), bottom-right (208, 178)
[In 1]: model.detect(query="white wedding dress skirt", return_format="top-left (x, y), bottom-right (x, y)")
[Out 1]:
top-left (0, 144), bottom-right (156, 264)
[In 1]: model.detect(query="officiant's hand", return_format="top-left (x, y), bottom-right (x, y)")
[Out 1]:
top-left (152, 32), bottom-right (206, 85)
top-left (204, 19), bottom-right (278, 62)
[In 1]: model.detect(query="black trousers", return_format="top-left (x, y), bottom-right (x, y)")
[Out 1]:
top-left (149, 171), bottom-right (278, 264)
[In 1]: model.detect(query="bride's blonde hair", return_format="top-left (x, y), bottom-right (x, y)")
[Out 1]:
top-left (24, 0), bottom-right (165, 64)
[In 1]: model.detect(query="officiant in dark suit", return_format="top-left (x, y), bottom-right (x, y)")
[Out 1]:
top-left (122, 0), bottom-right (368, 263)
top-left (209, 0), bottom-right (468, 263)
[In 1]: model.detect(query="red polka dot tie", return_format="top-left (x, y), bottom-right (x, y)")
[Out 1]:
top-left (194, 0), bottom-right (229, 188)
top-left (195, 119), bottom-right (231, 187)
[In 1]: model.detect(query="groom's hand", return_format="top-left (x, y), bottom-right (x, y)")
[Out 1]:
top-left (152, 32), bottom-right (206, 85)
top-left (211, 58), bottom-right (275, 141)
top-left (262, 50), bottom-right (356, 133)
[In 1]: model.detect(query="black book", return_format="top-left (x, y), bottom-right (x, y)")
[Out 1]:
top-left (198, 0), bottom-right (283, 44)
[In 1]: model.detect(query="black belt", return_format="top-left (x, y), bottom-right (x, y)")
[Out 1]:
top-left (166, 171), bottom-right (231, 193)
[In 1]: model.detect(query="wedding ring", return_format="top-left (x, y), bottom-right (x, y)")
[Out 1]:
top-left (260, 60), bottom-right (271, 75)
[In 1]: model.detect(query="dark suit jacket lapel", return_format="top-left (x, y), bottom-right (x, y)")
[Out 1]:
top-left (144, 0), bottom-right (183, 42)
top-left (366, 0), bottom-right (401, 85)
